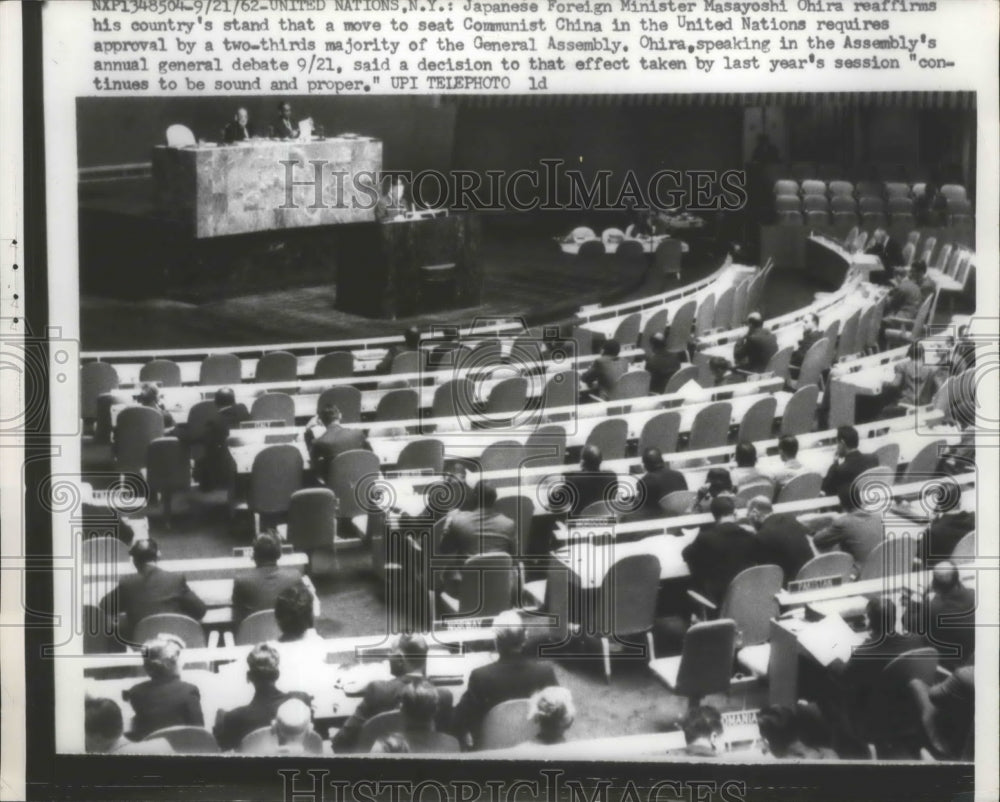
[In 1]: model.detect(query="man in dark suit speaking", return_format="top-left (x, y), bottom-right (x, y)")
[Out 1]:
top-left (99, 538), bottom-right (206, 645)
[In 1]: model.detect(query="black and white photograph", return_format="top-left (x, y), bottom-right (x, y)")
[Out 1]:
top-left (1, 2), bottom-right (998, 801)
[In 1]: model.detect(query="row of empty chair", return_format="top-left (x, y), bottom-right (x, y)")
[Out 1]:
top-left (773, 178), bottom-right (969, 204)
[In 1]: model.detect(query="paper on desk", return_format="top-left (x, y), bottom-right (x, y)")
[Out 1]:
top-left (796, 614), bottom-right (858, 667)
top-left (676, 380), bottom-right (705, 401)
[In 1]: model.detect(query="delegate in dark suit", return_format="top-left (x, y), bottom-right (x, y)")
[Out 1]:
top-left (231, 565), bottom-right (305, 627)
top-left (126, 676), bottom-right (204, 740)
top-left (581, 356), bottom-right (628, 401)
top-left (195, 400), bottom-right (250, 492)
top-left (812, 509), bottom-right (884, 569)
top-left (454, 655), bottom-right (558, 744)
top-left (682, 521), bottom-right (760, 603)
top-left (733, 324), bottom-right (778, 374)
top-left (213, 685), bottom-right (312, 751)
top-left (637, 465), bottom-right (688, 517)
top-left (439, 509), bottom-right (516, 557)
top-left (560, 469), bottom-right (618, 516)
top-left (922, 512), bottom-right (975, 566)
top-left (754, 512), bottom-right (814, 582)
top-left (331, 675), bottom-right (453, 753)
top-left (223, 120), bottom-right (253, 143)
top-left (904, 566), bottom-right (976, 669)
top-left (644, 349), bottom-right (682, 395)
top-left (820, 450), bottom-right (879, 499)
top-left (100, 565), bottom-right (207, 641)
top-left (310, 423), bottom-right (370, 481)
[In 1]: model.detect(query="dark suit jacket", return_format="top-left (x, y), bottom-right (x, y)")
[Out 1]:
top-left (820, 450), bottom-right (879, 499)
top-left (275, 117), bottom-right (298, 139)
top-left (733, 328), bottom-right (778, 373)
top-left (905, 584), bottom-right (976, 669)
top-left (581, 356), bottom-right (628, 400)
top-left (454, 654), bottom-right (558, 744)
top-left (755, 512), bottom-right (814, 582)
top-left (839, 631), bottom-right (927, 743)
top-left (231, 565), bottom-right (305, 627)
top-left (682, 521), bottom-right (761, 602)
top-left (559, 470), bottom-right (619, 516)
top-left (126, 676), bottom-right (204, 740)
top-left (310, 424), bottom-right (371, 480)
top-left (812, 510), bottom-right (884, 568)
top-left (791, 329), bottom-right (823, 368)
top-left (213, 684), bottom-right (312, 751)
top-left (440, 510), bottom-right (515, 557)
top-left (331, 674), bottom-right (453, 753)
top-left (196, 403), bottom-right (250, 491)
top-left (644, 351), bottom-right (682, 394)
top-left (923, 512), bottom-right (975, 566)
top-left (100, 565), bottom-right (207, 641)
top-left (638, 467), bottom-right (688, 517)
top-left (222, 120), bottom-right (253, 143)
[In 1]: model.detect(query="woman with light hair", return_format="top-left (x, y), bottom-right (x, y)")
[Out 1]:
top-left (527, 686), bottom-right (575, 745)
top-left (124, 634), bottom-right (203, 740)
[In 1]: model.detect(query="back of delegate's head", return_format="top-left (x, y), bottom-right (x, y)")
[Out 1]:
top-left (680, 705), bottom-right (723, 745)
top-left (602, 339), bottom-right (622, 358)
top-left (252, 531), bottom-right (283, 566)
top-left (391, 632), bottom-right (429, 675)
top-left (642, 447), bottom-right (665, 473)
top-left (400, 680), bottom-right (439, 729)
top-left (734, 441), bottom-right (757, 468)
top-left (273, 584), bottom-right (314, 640)
top-left (757, 705), bottom-right (797, 756)
top-left (85, 697), bottom-right (124, 752)
top-left (528, 686), bottom-right (575, 737)
top-left (493, 609), bottom-right (527, 656)
top-left (142, 634), bottom-right (184, 680)
top-left (273, 698), bottom-right (311, 744)
top-left (709, 494), bottom-right (736, 521)
top-left (778, 434), bottom-right (799, 460)
top-left (129, 538), bottom-right (159, 569)
top-left (246, 642), bottom-right (281, 685)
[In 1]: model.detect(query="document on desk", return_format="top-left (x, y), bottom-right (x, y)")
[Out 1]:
top-left (796, 614), bottom-right (864, 668)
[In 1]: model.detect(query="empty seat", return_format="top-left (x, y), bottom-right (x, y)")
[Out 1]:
top-left (887, 197), bottom-right (914, 215)
top-left (139, 359), bottom-right (182, 388)
top-left (250, 393), bottom-right (295, 426)
top-left (830, 195), bottom-right (857, 213)
top-left (805, 210), bottom-right (830, 227)
top-left (828, 180), bottom-right (854, 197)
top-left (586, 418), bottom-right (628, 461)
top-left (800, 179), bottom-right (826, 197)
top-left (638, 411), bottom-right (682, 455)
top-left (884, 182), bottom-right (910, 199)
top-left (777, 210), bottom-right (803, 225)
top-left (773, 179), bottom-right (798, 196)
top-left (796, 552), bottom-right (854, 583)
top-left (396, 438), bottom-right (444, 473)
top-left (132, 613), bottom-right (206, 649)
top-left (165, 125), bottom-right (196, 148)
top-left (780, 385), bottom-right (819, 436)
top-left (663, 365), bottom-right (698, 395)
top-left (736, 396), bottom-right (777, 443)
top-left (200, 353), bottom-right (242, 386)
top-left (374, 388), bottom-right (418, 423)
top-left (654, 238), bottom-right (684, 281)
top-left (664, 299), bottom-right (697, 353)
top-left (146, 437), bottom-right (191, 526)
top-left (775, 472), bottom-right (823, 503)
top-left (255, 351), bottom-right (297, 383)
top-left (313, 351), bottom-right (354, 379)
top-left (249, 444), bottom-right (304, 521)
top-left (484, 376), bottom-right (528, 417)
top-left (802, 194), bottom-right (829, 212)
top-left (608, 370), bottom-right (651, 401)
top-left (687, 401), bottom-right (731, 451)
top-left (649, 619), bottom-right (738, 708)
top-left (81, 362), bottom-right (120, 421)
top-left (939, 184), bottom-right (967, 202)
top-left (775, 194), bottom-right (801, 213)
top-left (114, 406), bottom-right (165, 474)
top-left (612, 313), bottom-right (641, 348)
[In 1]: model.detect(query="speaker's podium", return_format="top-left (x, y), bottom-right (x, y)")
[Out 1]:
top-left (335, 211), bottom-right (482, 319)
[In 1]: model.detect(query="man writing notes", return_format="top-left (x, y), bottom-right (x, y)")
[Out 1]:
top-left (223, 107), bottom-right (253, 143)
